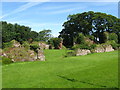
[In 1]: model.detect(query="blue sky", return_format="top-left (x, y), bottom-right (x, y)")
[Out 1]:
top-left (1, 2), bottom-right (118, 37)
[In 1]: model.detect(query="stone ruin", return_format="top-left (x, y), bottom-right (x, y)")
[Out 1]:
top-left (12, 40), bottom-right (21, 48)
top-left (94, 46), bottom-right (105, 53)
top-left (1, 40), bottom-right (46, 62)
top-left (93, 45), bottom-right (114, 53)
top-left (75, 45), bottom-right (114, 56)
top-left (104, 45), bottom-right (114, 52)
top-left (58, 41), bottom-right (63, 49)
top-left (39, 43), bottom-right (49, 49)
top-left (76, 49), bottom-right (91, 56)
top-left (37, 49), bottom-right (45, 61)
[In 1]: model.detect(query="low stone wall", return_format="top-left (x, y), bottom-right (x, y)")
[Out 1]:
top-left (2, 47), bottom-right (45, 62)
top-left (94, 46), bottom-right (105, 53)
top-left (76, 49), bottom-right (91, 56)
top-left (93, 45), bottom-right (114, 53)
top-left (104, 45), bottom-right (114, 52)
top-left (75, 45), bottom-right (114, 56)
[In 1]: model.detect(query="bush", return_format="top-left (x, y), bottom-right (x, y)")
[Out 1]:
top-left (30, 44), bottom-right (39, 53)
top-left (103, 32), bottom-right (109, 43)
top-left (74, 33), bottom-right (85, 44)
top-left (62, 45), bottom-right (66, 49)
top-left (48, 38), bottom-right (62, 49)
top-left (2, 57), bottom-right (13, 65)
top-left (86, 35), bottom-right (94, 41)
top-left (106, 40), bottom-right (118, 50)
top-left (90, 44), bottom-right (97, 50)
top-left (72, 44), bottom-right (97, 50)
top-left (109, 33), bottom-right (118, 43)
top-left (2, 42), bottom-right (13, 49)
top-left (22, 41), bottom-right (30, 49)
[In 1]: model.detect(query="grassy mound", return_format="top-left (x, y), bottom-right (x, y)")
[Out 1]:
top-left (2, 50), bottom-right (118, 88)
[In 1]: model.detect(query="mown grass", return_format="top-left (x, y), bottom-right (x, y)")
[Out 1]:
top-left (2, 50), bottom-right (118, 88)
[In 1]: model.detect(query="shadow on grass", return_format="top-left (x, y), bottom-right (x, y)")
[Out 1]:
top-left (57, 75), bottom-right (118, 89)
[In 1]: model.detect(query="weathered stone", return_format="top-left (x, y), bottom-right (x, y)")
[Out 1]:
top-left (93, 45), bottom-right (114, 53)
top-left (2, 47), bottom-right (45, 62)
top-left (37, 49), bottom-right (45, 61)
top-left (104, 45), bottom-right (114, 52)
top-left (76, 49), bottom-right (91, 56)
top-left (94, 46), bottom-right (105, 53)
top-left (58, 41), bottom-right (63, 49)
top-left (12, 40), bottom-right (21, 48)
top-left (85, 38), bottom-right (95, 45)
top-left (39, 43), bottom-right (49, 49)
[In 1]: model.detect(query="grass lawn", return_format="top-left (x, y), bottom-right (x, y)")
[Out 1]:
top-left (2, 50), bottom-right (118, 88)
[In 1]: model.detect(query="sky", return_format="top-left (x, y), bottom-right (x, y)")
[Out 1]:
top-left (1, 1), bottom-right (119, 37)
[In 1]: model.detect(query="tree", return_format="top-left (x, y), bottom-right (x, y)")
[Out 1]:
top-left (48, 38), bottom-right (62, 49)
top-left (59, 11), bottom-right (120, 47)
top-left (1, 21), bottom-right (40, 44)
top-left (38, 30), bottom-right (52, 42)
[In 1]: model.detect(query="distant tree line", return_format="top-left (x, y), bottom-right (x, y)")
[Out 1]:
top-left (1, 21), bottom-right (52, 44)
top-left (59, 11), bottom-right (120, 47)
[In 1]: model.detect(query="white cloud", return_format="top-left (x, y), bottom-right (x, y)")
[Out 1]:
top-left (1, 1), bottom-right (49, 19)
top-left (44, 6), bottom-right (87, 14)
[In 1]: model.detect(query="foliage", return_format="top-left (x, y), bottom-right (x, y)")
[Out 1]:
top-left (109, 33), bottom-right (118, 43)
top-left (72, 44), bottom-right (97, 50)
top-left (38, 30), bottom-right (52, 42)
top-left (62, 45), bottom-right (66, 49)
top-left (59, 11), bottom-right (120, 47)
top-left (2, 57), bottom-right (13, 65)
top-left (103, 32), bottom-right (109, 43)
top-left (2, 42), bottom-right (13, 49)
top-left (2, 21), bottom-right (39, 43)
top-left (74, 33), bottom-right (85, 44)
top-left (106, 40), bottom-right (118, 50)
top-left (86, 35), bottom-right (94, 41)
top-left (48, 38), bottom-right (62, 49)
top-left (22, 41), bottom-right (30, 50)
top-left (30, 44), bottom-right (39, 53)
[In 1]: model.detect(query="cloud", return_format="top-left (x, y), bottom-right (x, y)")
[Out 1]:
top-left (1, 1), bottom-right (49, 19)
top-left (44, 6), bottom-right (87, 14)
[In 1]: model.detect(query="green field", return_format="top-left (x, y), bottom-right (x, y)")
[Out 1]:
top-left (2, 50), bottom-right (118, 88)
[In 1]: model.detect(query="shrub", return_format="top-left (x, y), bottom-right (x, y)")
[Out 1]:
top-left (106, 40), bottom-right (118, 50)
top-left (74, 33), bottom-right (85, 44)
top-left (72, 44), bottom-right (97, 50)
top-left (48, 38), bottom-right (62, 49)
top-left (2, 57), bottom-right (13, 65)
top-left (2, 42), bottom-right (13, 49)
top-left (30, 44), bottom-right (39, 53)
top-left (62, 45), bottom-right (66, 49)
top-left (22, 41), bottom-right (30, 49)
top-left (103, 32), bottom-right (109, 43)
top-left (90, 44), bottom-right (97, 50)
top-left (86, 35), bottom-right (94, 41)
top-left (109, 33), bottom-right (118, 43)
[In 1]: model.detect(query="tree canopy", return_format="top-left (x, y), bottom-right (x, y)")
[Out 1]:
top-left (1, 21), bottom-right (53, 44)
top-left (59, 11), bottom-right (120, 47)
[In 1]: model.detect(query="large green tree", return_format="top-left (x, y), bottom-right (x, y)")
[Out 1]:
top-left (59, 11), bottom-right (120, 47)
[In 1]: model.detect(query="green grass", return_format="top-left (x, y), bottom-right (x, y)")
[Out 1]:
top-left (2, 50), bottom-right (118, 88)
